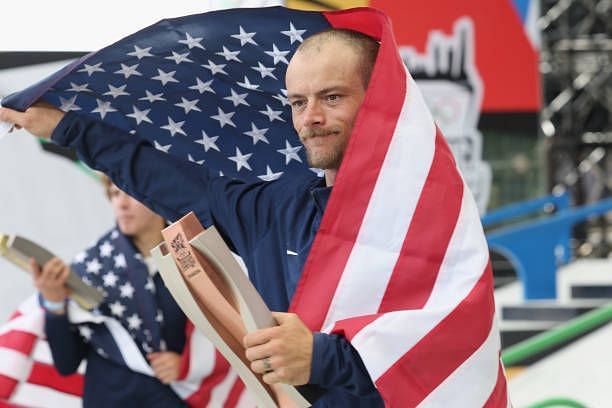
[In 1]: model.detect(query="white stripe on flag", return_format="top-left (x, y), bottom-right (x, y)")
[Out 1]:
top-left (211, 370), bottom-right (241, 407)
top-left (103, 319), bottom-right (154, 376)
top-left (351, 185), bottom-right (489, 380)
top-left (10, 382), bottom-right (81, 408)
top-left (171, 330), bottom-right (216, 398)
top-left (0, 309), bottom-right (45, 337)
top-left (322, 72), bottom-right (436, 330)
top-left (0, 348), bottom-right (33, 381)
top-left (31, 339), bottom-right (54, 365)
top-left (417, 320), bottom-right (501, 407)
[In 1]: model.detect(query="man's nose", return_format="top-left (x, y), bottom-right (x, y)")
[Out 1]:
top-left (302, 101), bottom-right (325, 127)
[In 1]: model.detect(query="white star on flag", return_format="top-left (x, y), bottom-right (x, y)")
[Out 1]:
top-left (229, 147), bottom-right (252, 171)
top-left (67, 82), bottom-right (91, 93)
top-left (244, 123), bottom-right (269, 145)
top-left (139, 90), bottom-right (166, 103)
top-left (277, 140), bottom-right (303, 164)
top-left (161, 117), bottom-right (187, 136)
top-left (265, 44), bottom-right (290, 65)
top-left (127, 106), bottom-right (153, 125)
top-left (114, 63), bottom-right (142, 79)
top-left (104, 84), bottom-right (130, 99)
top-left (128, 45), bottom-right (153, 59)
top-left (73, 251), bottom-right (87, 263)
top-left (86, 259), bottom-right (102, 274)
top-left (103, 272), bottom-right (119, 287)
top-left (189, 78), bottom-right (215, 94)
top-left (188, 154), bottom-right (205, 165)
top-left (99, 241), bottom-right (114, 257)
top-left (145, 278), bottom-right (155, 292)
top-left (281, 22), bottom-right (306, 44)
top-left (91, 99), bottom-right (117, 119)
top-left (59, 95), bottom-right (81, 112)
top-left (195, 130), bottom-right (220, 152)
top-left (224, 89), bottom-right (249, 107)
top-left (79, 326), bottom-right (93, 341)
top-left (211, 108), bottom-right (236, 128)
top-left (78, 62), bottom-right (105, 76)
top-left (151, 69), bottom-right (179, 86)
top-left (119, 282), bottom-right (135, 298)
top-left (201, 60), bottom-right (227, 76)
top-left (259, 105), bottom-right (285, 122)
top-left (165, 51), bottom-right (193, 64)
top-left (109, 300), bottom-right (126, 317)
top-left (154, 141), bottom-right (172, 153)
top-left (175, 97), bottom-right (202, 114)
top-left (127, 313), bottom-right (143, 330)
top-left (258, 165), bottom-right (283, 181)
top-left (231, 26), bottom-right (258, 46)
top-left (273, 89), bottom-right (290, 106)
top-left (237, 76), bottom-right (260, 91)
top-left (215, 46), bottom-right (241, 62)
top-left (114, 253), bottom-right (127, 269)
top-left (178, 33), bottom-right (205, 50)
top-left (251, 62), bottom-right (277, 79)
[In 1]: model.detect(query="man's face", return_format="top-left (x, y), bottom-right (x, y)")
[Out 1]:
top-left (108, 184), bottom-right (162, 237)
top-left (286, 40), bottom-right (367, 170)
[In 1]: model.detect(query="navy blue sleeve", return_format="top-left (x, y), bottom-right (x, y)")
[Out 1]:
top-left (309, 332), bottom-right (379, 398)
top-left (51, 112), bottom-right (276, 257)
top-left (44, 312), bottom-right (88, 376)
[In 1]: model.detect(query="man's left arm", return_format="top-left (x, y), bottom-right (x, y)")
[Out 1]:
top-left (243, 312), bottom-right (378, 397)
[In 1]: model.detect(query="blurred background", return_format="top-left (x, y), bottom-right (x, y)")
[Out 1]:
top-left (1, 0), bottom-right (610, 406)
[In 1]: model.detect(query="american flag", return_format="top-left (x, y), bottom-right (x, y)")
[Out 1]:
top-left (3, 7), bottom-right (330, 181)
top-left (2, 6), bottom-right (509, 407)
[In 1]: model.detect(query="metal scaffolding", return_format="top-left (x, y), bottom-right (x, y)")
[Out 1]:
top-left (540, 0), bottom-right (612, 256)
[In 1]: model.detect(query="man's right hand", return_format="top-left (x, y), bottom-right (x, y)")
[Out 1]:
top-left (31, 257), bottom-right (70, 309)
top-left (0, 102), bottom-right (65, 139)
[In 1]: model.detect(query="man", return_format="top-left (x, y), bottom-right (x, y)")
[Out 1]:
top-left (1, 29), bottom-right (386, 406)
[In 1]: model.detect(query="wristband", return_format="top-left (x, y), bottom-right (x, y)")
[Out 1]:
top-left (42, 298), bottom-right (66, 312)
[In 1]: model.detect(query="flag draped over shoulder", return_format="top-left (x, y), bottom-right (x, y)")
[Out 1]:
top-left (2, 6), bottom-right (508, 406)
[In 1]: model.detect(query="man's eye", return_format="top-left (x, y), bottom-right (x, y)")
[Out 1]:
top-left (291, 100), bottom-right (305, 109)
top-left (327, 94), bottom-right (340, 102)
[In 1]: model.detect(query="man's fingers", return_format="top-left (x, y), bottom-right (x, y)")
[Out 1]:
top-left (0, 107), bottom-right (24, 127)
top-left (30, 259), bottom-right (42, 277)
top-left (271, 311), bottom-right (292, 325)
top-left (243, 326), bottom-right (278, 348)
top-left (245, 342), bottom-right (272, 362)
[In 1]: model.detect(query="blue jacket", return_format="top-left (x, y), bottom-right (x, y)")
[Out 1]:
top-left (52, 111), bottom-right (384, 407)
top-left (45, 252), bottom-right (187, 407)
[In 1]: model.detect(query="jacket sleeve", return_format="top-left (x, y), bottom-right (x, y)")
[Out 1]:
top-left (309, 332), bottom-right (381, 399)
top-left (44, 311), bottom-right (88, 376)
top-left (51, 111), bottom-right (277, 257)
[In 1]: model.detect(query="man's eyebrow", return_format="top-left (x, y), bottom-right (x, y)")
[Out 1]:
top-left (287, 86), bottom-right (349, 99)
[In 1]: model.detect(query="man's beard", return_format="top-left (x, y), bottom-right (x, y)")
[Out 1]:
top-left (300, 126), bottom-right (346, 170)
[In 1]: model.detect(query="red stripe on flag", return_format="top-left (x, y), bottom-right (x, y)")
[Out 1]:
top-left (376, 263), bottom-right (495, 406)
top-left (0, 331), bottom-right (37, 356)
top-left (290, 8), bottom-right (407, 331)
top-left (331, 314), bottom-right (381, 341)
top-left (379, 129), bottom-right (463, 312)
top-left (484, 360), bottom-right (509, 408)
top-left (223, 377), bottom-right (245, 408)
top-left (27, 362), bottom-right (83, 396)
top-left (178, 322), bottom-right (195, 380)
top-left (185, 351), bottom-right (230, 408)
top-left (8, 311), bottom-right (22, 321)
top-left (0, 375), bottom-right (18, 400)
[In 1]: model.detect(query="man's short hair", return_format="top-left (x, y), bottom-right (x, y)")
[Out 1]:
top-left (296, 28), bottom-right (380, 88)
